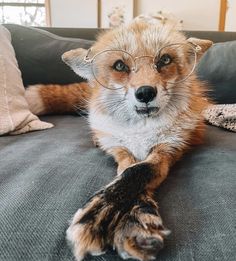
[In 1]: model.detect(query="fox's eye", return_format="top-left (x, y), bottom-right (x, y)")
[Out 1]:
top-left (112, 60), bottom-right (129, 72)
top-left (160, 54), bottom-right (172, 65)
top-left (155, 54), bottom-right (172, 71)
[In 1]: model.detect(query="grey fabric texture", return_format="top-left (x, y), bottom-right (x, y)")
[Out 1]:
top-left (196, 41), bottom-right (236, 104)
top-left (0, 115), bottom-right (235, 261)
top-left (4, 24), bottom-right (94, 86)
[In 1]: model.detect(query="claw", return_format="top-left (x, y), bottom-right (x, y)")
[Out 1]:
top-left (158, 227), bottom-right (171, 237)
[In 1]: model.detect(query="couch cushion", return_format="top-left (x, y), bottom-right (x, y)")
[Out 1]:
top-left (0, 116), bottom-right (235, 261)
top-left (4, 24), bottom-right (94, 86)
top-left (196, 40), bottom-right (236, 104)
top-left (0, 25), bottom-right (53, 135)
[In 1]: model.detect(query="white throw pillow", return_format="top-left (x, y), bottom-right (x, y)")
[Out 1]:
top-left (0, 25), bottom-right (53, 135)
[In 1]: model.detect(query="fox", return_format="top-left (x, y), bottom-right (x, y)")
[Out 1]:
top-left (25, 20), bottom-right (213, 261)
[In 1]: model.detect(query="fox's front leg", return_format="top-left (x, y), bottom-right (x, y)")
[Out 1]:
top-left (108, 147), bottom-right (136, 175)
top-left (67, 144), bottom-right (180, 261)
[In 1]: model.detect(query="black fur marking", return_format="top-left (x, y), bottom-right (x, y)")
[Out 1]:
top-left (79, 199), bottom-right (105, 224)
top-left (78, 163), bottom-right (157, 238)
top-left (99, 207), bottom-right (126, 236)
top-left (99, 208), bottom-right (117, 235)
top-left (137, 200), bottom-right (159, 216)
top-left (104, 163), bottom-right (155, 205)
top-left (117, 211), bottom-right (141, 230)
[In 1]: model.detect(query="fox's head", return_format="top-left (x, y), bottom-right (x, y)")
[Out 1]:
top-left (63, 21), bottom-right (212, 123)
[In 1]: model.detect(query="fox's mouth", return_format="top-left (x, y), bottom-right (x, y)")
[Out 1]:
top-left (135, 106), bottom-right (159, 116)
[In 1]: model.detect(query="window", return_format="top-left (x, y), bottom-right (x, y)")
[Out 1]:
top-left (0, 0), bottom-right (50, 26)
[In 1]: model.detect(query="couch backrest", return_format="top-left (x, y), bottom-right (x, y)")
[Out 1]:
top-left (38, 27), bottom-right (236, 43)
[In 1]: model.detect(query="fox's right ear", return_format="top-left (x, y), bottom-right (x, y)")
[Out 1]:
top-left (62, 48), bottom-right (93, 80)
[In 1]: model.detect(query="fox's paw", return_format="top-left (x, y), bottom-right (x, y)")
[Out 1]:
top-left (66, 192), bottom-right (112, 260)
top-left (67, 192), bottom-right (170, 261)
top-left (113, 196), bottom-right (170, 261)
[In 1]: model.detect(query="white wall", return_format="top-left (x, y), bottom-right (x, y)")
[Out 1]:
top-left (225, 0), bottom-right (236, 31)
top-left (50, 0), bottom-right (97, 28)
top-left (137, 0), bottom-right (221, 31)
top-left (50, 0), bottom-right (236, 31)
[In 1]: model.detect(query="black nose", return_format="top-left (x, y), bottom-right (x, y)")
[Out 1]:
top-left (135, 86), bottom-right (157, 103)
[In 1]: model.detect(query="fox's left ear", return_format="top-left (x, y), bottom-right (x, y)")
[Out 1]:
top-left (187, 37), bottom-right (213, 59)
top-left (62, 48), bottom-right (93, 80)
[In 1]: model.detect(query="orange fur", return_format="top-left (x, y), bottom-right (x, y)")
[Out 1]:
top-left (107, 147), bottom-right (136, 175)
top-left (26, 82), bottom-right (91, 115)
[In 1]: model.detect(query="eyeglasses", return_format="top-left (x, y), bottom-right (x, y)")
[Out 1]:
top-left (83, 43), bottom-right (202, 90)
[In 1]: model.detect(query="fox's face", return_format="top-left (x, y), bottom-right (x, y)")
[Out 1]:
top-left (63, 21), bottom-right (212, 122)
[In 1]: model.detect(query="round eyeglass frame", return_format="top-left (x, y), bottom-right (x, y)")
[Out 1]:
top-left (84, 42), bottom-right (202, 90)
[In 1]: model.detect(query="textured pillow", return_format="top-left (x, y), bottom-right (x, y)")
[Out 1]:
top-left (4, 24), bottom-right (94, 86)
top-left (197, 41), bottom-right (236, 104)
top-left (0, 25), bottom-right (53, 135)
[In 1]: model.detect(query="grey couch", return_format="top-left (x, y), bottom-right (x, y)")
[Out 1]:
top-left (0, 26), bottom-right (235, 261)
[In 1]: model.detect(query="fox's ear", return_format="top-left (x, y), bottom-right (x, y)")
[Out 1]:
top-left (187, 37), bottom-right (213, 59)
top-left (62, 48), bottom-right (93, 80)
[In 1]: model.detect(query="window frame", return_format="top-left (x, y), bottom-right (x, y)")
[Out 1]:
top-left (0, 0), bottom-right (51, 26)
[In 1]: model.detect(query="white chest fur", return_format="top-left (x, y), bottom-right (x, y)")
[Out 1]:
top-left (88, 110), bottom-right (195, 161)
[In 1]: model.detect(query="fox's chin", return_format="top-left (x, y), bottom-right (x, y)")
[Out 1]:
top-left (135, 106), bottom-right (160, 117)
